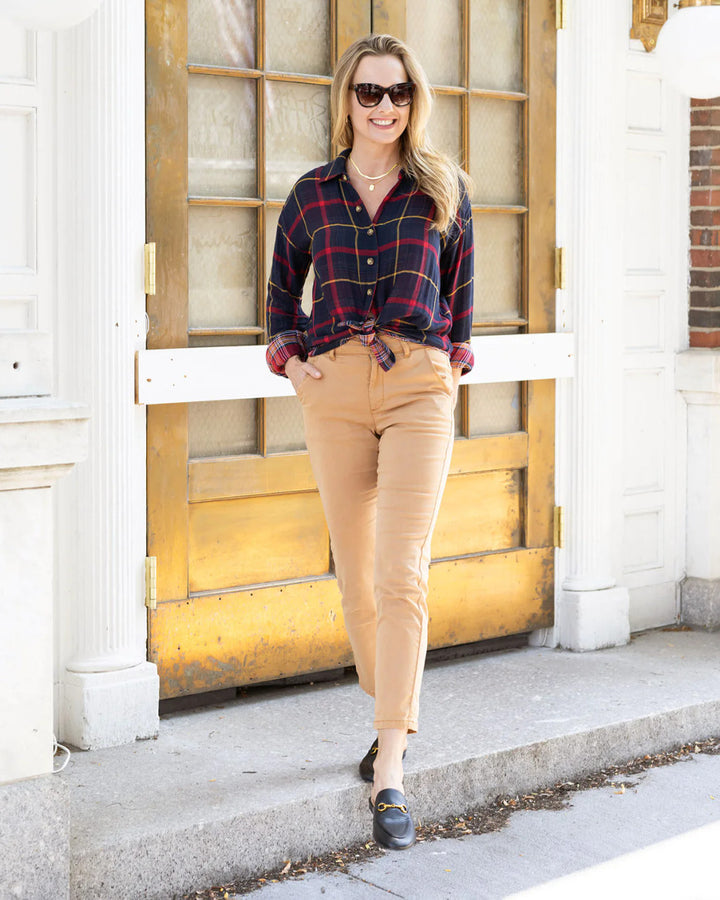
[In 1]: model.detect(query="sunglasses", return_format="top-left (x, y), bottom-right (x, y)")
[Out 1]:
top-left (350, 82), bottom-right (416, 108)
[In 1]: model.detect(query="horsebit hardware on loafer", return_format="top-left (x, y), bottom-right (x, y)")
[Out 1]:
top-left (375, 802), bottom-right (408, 813)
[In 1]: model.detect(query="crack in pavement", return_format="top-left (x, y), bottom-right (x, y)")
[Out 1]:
top-left (347, 871), bottom-right (407, 897)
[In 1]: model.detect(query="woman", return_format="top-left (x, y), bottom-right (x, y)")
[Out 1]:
top-left (266, 33), bottom-right (474, 850)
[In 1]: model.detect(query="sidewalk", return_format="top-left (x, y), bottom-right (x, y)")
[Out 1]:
top-left (247, 747), bottom-right (720, 899)
top-left (60, 627), bottom-right (720, 899)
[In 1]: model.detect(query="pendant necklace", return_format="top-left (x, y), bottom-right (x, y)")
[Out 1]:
top-left (349, 155), bottom-right (400, 191)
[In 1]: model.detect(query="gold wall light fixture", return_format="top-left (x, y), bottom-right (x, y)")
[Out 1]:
top-left (631, 0), bottom-right (669, 52)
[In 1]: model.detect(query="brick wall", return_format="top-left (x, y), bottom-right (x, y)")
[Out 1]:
top-left (690, 98), bottom-right (720, 348)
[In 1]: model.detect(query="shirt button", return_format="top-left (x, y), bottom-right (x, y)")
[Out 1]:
top-left (355, 205), bottom-right (362, 212)
top-left (367, 258), bottom-right (374, 265)
top-left (367, 288), bottom-right (372, 295)
top-left (367, 227), bottom-right (374, 235)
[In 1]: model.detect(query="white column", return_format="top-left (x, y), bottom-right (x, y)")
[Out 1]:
top-left (55, 0), bottom-right (158, 748)
top-left (535, 0), bottom-right (630, 650)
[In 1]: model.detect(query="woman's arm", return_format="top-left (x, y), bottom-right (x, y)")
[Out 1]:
top-left (266, 186), bottom-right (313, 377)
top-left (439, 183), bottom-right (475, 376)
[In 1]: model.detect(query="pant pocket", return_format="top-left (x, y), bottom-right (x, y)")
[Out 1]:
top-left (295, 356), bottom-right (325, 402)
top-left (424, 348), bottom-right (453, 394)
top-left (295, 372), bottom-right (310, 400)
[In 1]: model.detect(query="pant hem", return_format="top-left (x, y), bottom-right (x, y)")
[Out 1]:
top-left (373, 719), bottom-right (418, 734)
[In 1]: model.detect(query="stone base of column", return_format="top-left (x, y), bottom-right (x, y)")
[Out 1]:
top-left (61, 662), bottom-right (159, 750)
top-left (555, 586), bottom-right (630, 651)
top-left (681, 578), bottom-right (720, 631)
top-left (0, 776), bottom-right (69, 899)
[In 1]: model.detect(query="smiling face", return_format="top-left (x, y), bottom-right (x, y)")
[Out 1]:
top-left (347, 53), bottom-right (411, 153)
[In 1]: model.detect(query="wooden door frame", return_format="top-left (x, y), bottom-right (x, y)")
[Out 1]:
top-left (146, 0), bottom-right (189, 605)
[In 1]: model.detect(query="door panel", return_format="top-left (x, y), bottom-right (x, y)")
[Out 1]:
top-left (427, 549), bottom-right (554, 645)
top-left (188, 492), bottom-right (330, 590)
top-left (152, 577), bottom-right (348, 697)
top-left (150, 547), bottom-right (552, 697)
top-left (146, 0), bottom-right (557, 698)
top-left (431, 470), bottom-right (522, 558)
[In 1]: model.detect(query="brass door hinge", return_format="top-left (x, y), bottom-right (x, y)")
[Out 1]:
top-left (553, 506), bottom-right (565, 549)
top-left (145, 556), bottom-right (157, 609)
top-left (554, 247), bottom-right (567, 290)
top-left (144, 242), bottom-right (156, 295)
top-left (556, 0), bottom-right (566, 29)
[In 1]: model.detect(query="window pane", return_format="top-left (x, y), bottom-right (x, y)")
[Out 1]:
top-left (188, 0), bottom-right (255, 68)
top-left (266, 396), bottom-right (307, 452)
top-left (189, 74), bottom-right (256, 198)
top-left (266, 81), bottom-right (330, 199)
top-left (473, 213), bottom-right (522, 320)
top-left (470, 0), bottom-right (523, 92)
top-left (427, 94), bottom-right (461, 165)
top-left (469, 97), bottom-right (523, 205)
top-left (265, 0), bottom-right (331, 76)
top-left (406, 0), bottom-right (462, 86)
top-left (468, 382), bottom-right (521, 436)
top-left (189, 207), bottom-right (257, 329)
top-left (188, 399), bottom-right (257, 458)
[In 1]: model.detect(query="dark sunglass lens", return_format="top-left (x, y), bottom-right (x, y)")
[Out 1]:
top-left (390, 83), bottom-right (414, 106)
top-left (356, 84), bottom-right (382, 106)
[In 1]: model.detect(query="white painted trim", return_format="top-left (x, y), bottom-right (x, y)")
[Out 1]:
top-left (135, 332), bottom-right (576, 405)
top-left (676, 349), bottom-right (720, 395)
top-left (0, 0), bottom-right (106, 31)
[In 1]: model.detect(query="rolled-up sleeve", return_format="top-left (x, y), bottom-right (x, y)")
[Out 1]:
top-left (265, 186), bottom-right (312, 376)
top-left (440, 184), bottom-right (474, 373)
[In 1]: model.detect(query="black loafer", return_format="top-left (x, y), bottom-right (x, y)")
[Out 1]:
top-left (359, 737), bottom-right (407, 783)
top-left (370, 788), bottom-right (415, 850)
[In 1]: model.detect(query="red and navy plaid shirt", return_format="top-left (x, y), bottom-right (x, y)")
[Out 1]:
top-left (266, 147), bottom-right (474, 376)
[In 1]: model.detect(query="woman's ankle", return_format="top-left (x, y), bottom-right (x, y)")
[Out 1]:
top-left (376, 727), bottom-right (408, 756)
top-left (371, 762), bottom-right (404, 802)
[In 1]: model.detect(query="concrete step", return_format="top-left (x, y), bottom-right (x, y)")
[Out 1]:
top-left (61, 628), bottom-right (720, 899)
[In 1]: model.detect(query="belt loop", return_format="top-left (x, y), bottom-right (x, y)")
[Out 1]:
top-left (329, 347), bottom-right (336, 360)
top-left (401, 340), bottom-right (411, 358)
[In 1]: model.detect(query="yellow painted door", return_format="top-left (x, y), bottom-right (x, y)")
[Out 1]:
top-left (146, 0), bottom-right (557, 698)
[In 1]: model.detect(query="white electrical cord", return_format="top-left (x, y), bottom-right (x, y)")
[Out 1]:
top-left (52, 734), bottom-right (71, 773)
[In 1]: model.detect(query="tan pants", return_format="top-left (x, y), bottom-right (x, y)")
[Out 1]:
top-left (297, 335), bottom-right (455, 733)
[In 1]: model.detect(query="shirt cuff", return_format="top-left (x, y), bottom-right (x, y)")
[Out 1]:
top-left (449, 341), bottom-right (474, 374)
top-left (266, 330), bottom-right (307, 376)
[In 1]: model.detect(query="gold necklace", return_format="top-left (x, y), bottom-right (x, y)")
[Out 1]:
top-left (349, 156), bottom-right (400, 191)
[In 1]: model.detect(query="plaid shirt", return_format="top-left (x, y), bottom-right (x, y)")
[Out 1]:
top-left (266, 147), bottom-right (474, 376)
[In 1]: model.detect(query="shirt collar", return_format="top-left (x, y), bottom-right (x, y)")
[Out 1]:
top-left (318, 148), bottom-right (352, 182)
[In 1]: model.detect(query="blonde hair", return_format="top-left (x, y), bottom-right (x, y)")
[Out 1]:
top-left (330, 34), bottom-right (473, 234)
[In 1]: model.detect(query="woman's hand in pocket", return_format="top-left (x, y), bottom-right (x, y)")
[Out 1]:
top-left (285, 355), bottom-right (322, 393)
